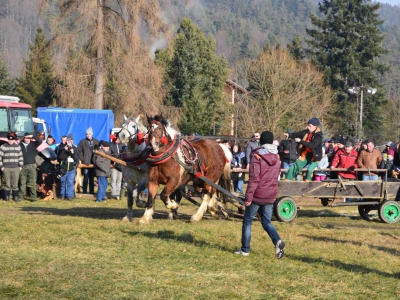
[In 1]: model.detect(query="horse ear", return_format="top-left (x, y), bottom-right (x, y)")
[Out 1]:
top-left (146, 114), bottom-right (152, 124)
top-left (135, 115), bottom-right (140, 123)
top-left (124, 115), bottom-right (127, 121)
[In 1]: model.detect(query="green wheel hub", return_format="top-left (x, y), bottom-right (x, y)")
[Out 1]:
top-left (280, 200), bottom-right (296, 219)
top-left (274, 197), bottom-right (297, 222)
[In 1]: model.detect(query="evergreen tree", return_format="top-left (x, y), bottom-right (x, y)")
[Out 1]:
top-left (0, 52), bottom-right (15, 95)
top-left (161, 18), bottom-right (229, 134)
top-left (287, 36), bottom-right (305, 62)
top-left (306, 0), bottom-right (388, 137)
top-left (16, 28), bottom-right (54, 112)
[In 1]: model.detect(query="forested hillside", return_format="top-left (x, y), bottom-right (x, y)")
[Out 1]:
top-left (0, 0), bottom-right (400, 139)
top-left (1, 0), bottom-right (399, 93)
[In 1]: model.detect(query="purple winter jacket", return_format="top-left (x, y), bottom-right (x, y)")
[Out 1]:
top-left (245, 145), bottom-right (281, 205)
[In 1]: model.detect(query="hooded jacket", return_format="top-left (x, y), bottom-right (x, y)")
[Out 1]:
top-left (245, 144), bottom-right (281, 205)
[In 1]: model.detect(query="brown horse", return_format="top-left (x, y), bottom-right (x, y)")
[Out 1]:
top-left (140, 114), bottom-right (232, 224)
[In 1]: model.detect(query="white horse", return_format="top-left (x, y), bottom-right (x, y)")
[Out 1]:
top-left (117, 115), bottom-right (150, 222)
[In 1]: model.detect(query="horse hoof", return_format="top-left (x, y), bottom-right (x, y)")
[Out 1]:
top-left (122, 216), bottom-right (133, 222)
top-left (139, 217), bottom-right (150, 225)
top-left (136, 200), bottom-right (147, 208)
top-left (190, 216), bottom-right (200, 223)
top-left (166, 201), bottom-right (179, 210)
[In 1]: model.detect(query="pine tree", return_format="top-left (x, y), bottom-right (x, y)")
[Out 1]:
top-left (287, 36), bottom-right (305, 62)
top-left (161, 18), bottom-right (229, 135)
top-left (16, 28), bottom-right (54, 113)
top-left (306, 0), bottom-right (388, 137)
top-left (0, 52), bottom-right (15, 95)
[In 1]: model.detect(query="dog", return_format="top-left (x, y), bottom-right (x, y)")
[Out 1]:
top-left (43, 190), bottom-right (54, 201)
top-left (74, 166), bottom-right (84, 194)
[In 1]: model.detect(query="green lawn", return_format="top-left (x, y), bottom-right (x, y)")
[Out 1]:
top-left (0, 197), bottom-right (399, 299)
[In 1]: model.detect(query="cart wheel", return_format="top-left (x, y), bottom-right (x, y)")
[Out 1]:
top-left (274, 196), bottom-right (297, 222)
top-left (358, 205), bottom-right (379, 221)
top-left (378, 201), bottom-right (400, 224)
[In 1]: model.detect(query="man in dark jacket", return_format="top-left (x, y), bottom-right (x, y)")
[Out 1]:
top-left (57, 134), bottom-right (79, 200)
top-left (77, 127), bottom-right (99, 194)
top-left (235, 131), bottom-right (285, 258)
top-left (245, 132), bottom-right (260, 170)
top-left (283, 118), bottom-right (323, 182)
top-left (18, 131), bottom-right (42, 201)
top-left (278, 128), bottom-right (298, 180)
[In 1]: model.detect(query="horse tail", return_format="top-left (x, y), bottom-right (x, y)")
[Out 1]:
top-left (218, 144), bottom-right (233, 203)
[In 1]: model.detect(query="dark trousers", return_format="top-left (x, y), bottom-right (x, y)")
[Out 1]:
top-left (19, 164), bottom-right (37, 199)
top-left (83, 168), bottom-right (95, 194)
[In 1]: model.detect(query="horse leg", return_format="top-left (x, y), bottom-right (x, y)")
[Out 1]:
top-left (134, 181), bottom-right (147, 208)
top-left (190, 190), bottom-right (215, 223)
top-left (162, 185), bottom-right (180, 210)
top-left (168, 188), bottom-right (183, 220)
top-left (139, 182), bottom-right (157, 224)
top-left (122, 185), bottom-right (134, 222)
top-left (206, 192), bottom-right (219, 218)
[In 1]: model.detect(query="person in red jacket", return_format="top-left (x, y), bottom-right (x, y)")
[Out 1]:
top-left (330, 141), bottom-right (359, 179)
top-left (235, 131), bottom-right (285, 259)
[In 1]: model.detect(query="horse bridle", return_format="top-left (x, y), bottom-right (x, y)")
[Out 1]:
top-left (149, 120), bottom-right (170, 146)
top-left (120, 119), bottom-right (147, 142)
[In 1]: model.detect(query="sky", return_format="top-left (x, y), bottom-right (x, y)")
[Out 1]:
top-left (379, 0), bottom-right (400, 5)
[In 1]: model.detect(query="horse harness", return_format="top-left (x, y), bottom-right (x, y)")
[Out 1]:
top-left (146, 137), bottom-right (205, 178)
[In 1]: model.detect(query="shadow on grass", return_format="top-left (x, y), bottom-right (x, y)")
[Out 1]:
top-left (127, 229), bottom-right (232, 252)
top-left (18, 206), bottom-right (175, 220)
top-left (299, 234), bottom-right (400, 256)
top-left (18, 205), bottom-right (211, 222)
top-left (297, 209), bottom-right (359, 220)
top-left (286, 253), bottom-right (400, 279)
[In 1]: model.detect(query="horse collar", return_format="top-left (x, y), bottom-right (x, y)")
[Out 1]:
top-left (147, 137), bottom-right (180, 165)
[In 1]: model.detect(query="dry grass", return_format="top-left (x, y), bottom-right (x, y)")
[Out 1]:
top-left (0, 196), bottom-right (399, 299)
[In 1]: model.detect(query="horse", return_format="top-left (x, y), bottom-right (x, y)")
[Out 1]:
top-left (117, 115), bottom-right (150, 222)
top-left (140, 114), bottom-right (232, 224)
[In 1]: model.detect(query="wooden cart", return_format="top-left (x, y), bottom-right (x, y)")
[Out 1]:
top-left (275, 168), bottom-right (400, 224)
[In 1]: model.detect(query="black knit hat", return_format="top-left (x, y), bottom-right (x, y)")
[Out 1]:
top-left (260, 131), bottom-right (274, 145)
top-left (308, 117), bottom-right (320, 126)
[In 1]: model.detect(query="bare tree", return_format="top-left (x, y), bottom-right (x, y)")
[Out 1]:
top-left (235, 47), bottom-right (336, 138)
top-left (40, 0), bottom-right (167, 117)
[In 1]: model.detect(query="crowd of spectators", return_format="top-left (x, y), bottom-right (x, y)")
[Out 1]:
top-left (2, 119), bottom-right (398, 203)
top-left (0, 126), bottom-right (124, 202)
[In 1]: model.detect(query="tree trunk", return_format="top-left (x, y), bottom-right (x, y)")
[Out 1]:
top-left (94, 0), bottom-right (104, 109)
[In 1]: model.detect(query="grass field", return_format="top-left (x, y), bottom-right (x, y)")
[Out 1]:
top-left (0, 195), bottom-right (399, 300)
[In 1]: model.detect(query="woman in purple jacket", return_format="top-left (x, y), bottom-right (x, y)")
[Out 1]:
top-left (235, 131), bottom-right (285, 258)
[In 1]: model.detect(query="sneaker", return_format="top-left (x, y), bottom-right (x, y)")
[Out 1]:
top-left (275, 240), bottom-right (285, 259)
top-left (235, 249), bottom-right (249, 256)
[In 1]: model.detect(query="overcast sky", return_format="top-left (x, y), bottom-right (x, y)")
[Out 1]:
top-left (379, 0), bottom-right (400, 5)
